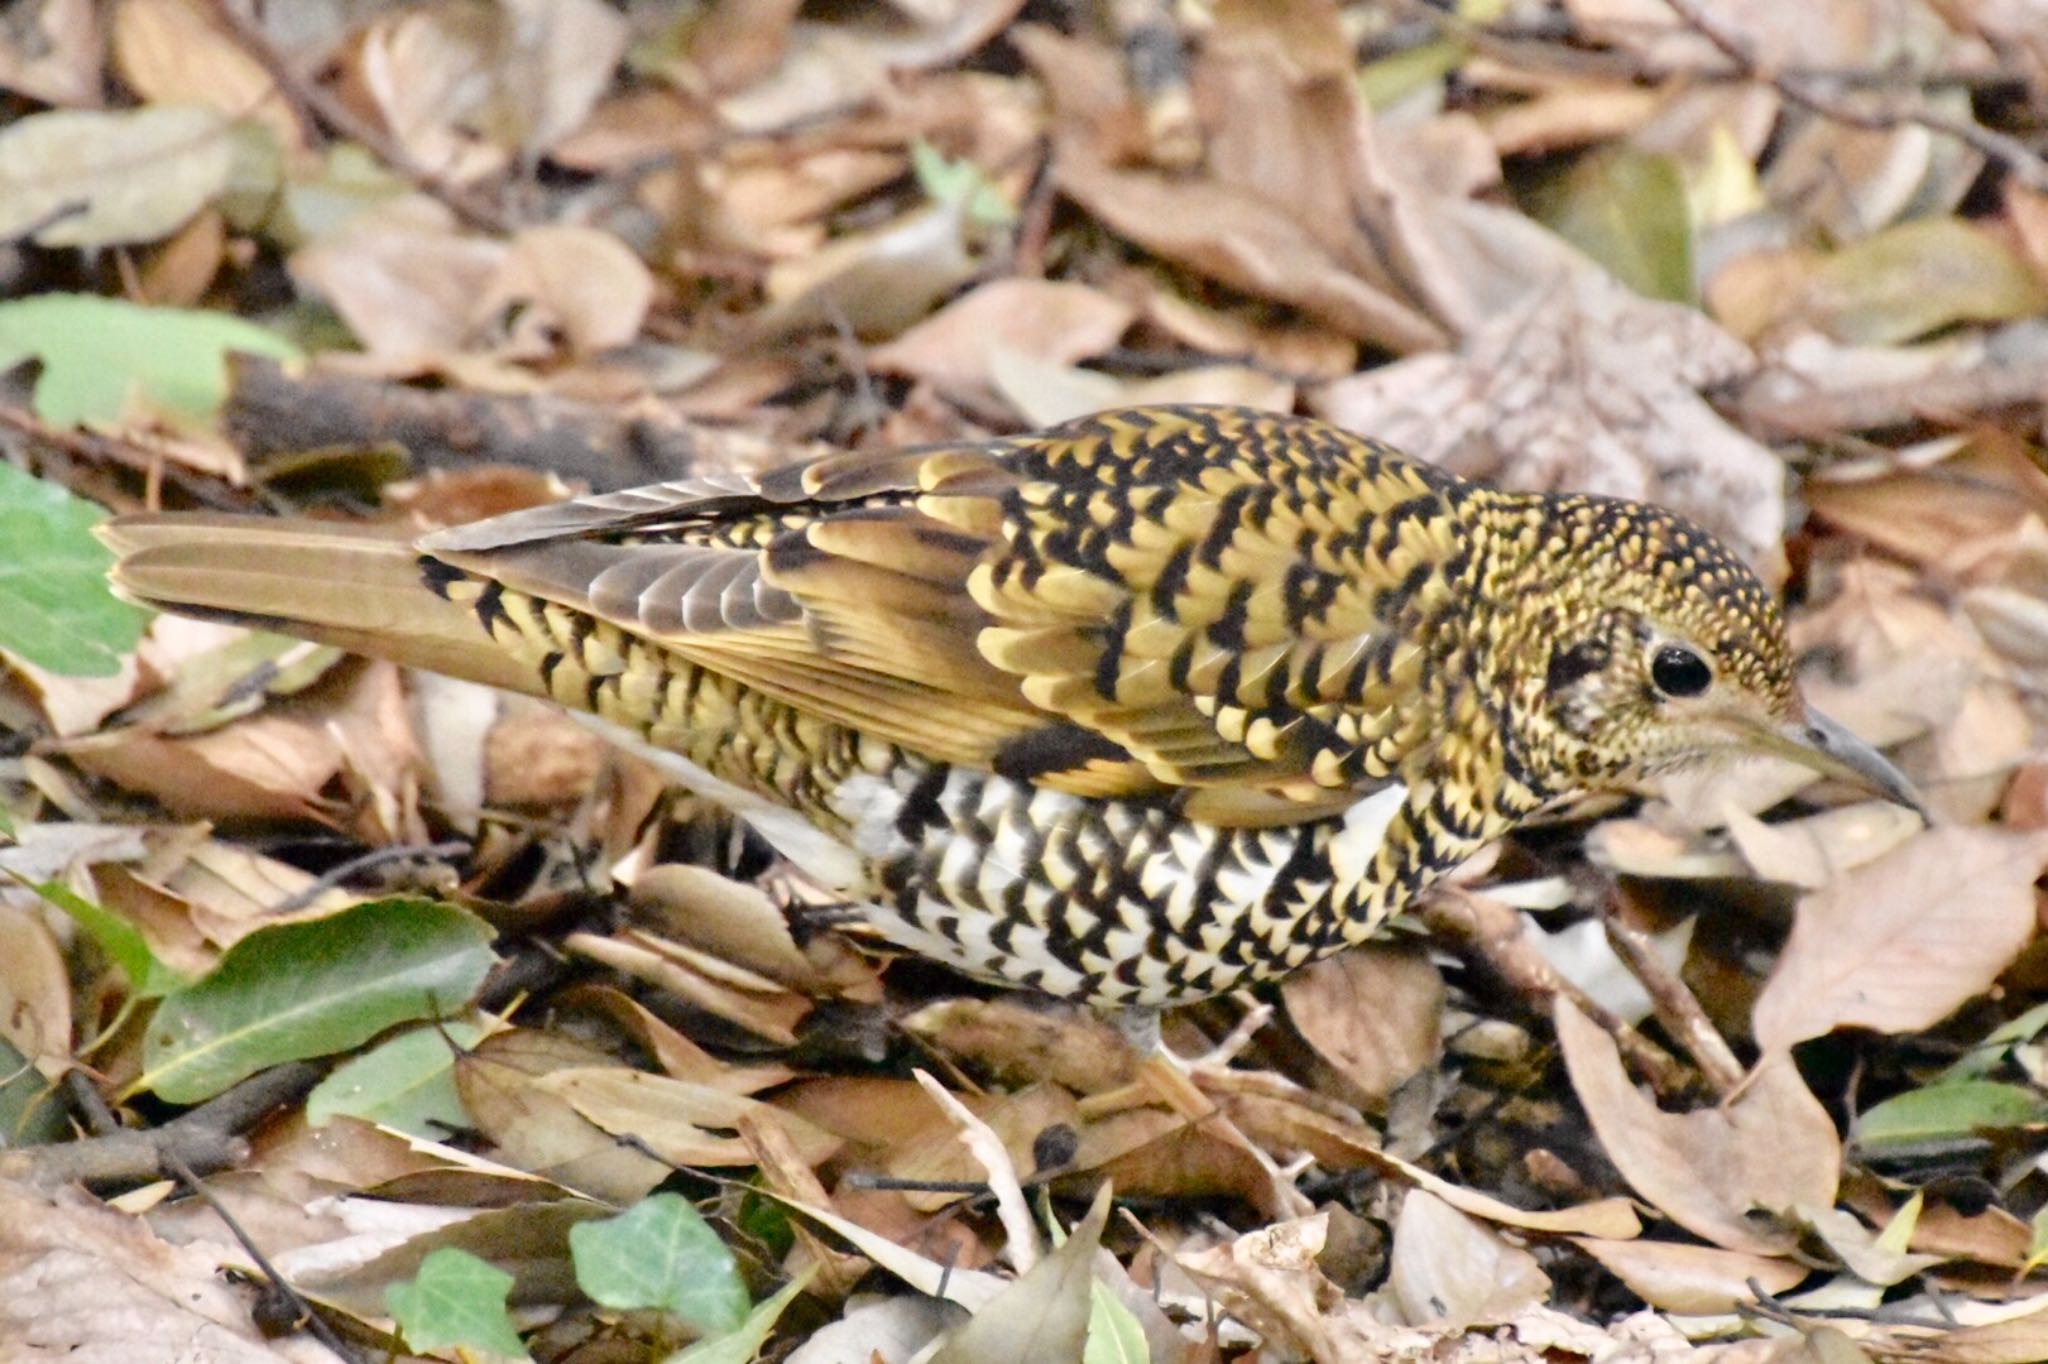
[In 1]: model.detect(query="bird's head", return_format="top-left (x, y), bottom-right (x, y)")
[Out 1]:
top-left (1494, 496), bottom-right (1924, 817)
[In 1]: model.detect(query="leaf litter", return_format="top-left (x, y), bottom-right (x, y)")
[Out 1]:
top-left (1, 0), bottom-right (2047, 1360)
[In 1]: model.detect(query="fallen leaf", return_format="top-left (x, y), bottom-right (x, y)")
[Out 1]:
top-left (1751, 826), bottom-right (2048, 1054)
top-left (1556, 997), bottom-right (1839, 1254)
top-left (0, 1182), bottom-right (297, 1361)
top-left (1724, 802), bottom-right (1927, 889)
top-left (1384, 1190), bottom-right (1550, 1328)
top-left (869, 279), bottom-right (1134, 396)
top-left (111, 0), bottom-right (303, 153)
top-left (0, 104), bottom-right (232, 248)
top-left (1056, 147), bottom-right (1447, 354)
top-left (1314, 269), bottom-right (1783, 571)
top-left (358, 0), bottom-right (628, 182)
top-left (0, 0), bottom-right (100, 107)
top-left (1571, 1236), bottom-right (1809, 1314)
top-left (754, 205), bottom-right (976, 341)
top-left (485, 225), bottom-right (653, 355)
top-left (1281, 943), bottom-right (1444, 1105)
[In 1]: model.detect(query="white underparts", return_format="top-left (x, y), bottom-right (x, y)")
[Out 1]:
top-left (1329, 782), bottom-right (1410, 884)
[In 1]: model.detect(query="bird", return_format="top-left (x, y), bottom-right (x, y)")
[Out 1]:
top-left (101, 405), bottom-right (1921, 1016)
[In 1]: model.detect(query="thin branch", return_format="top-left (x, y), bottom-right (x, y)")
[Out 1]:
top-left (1660, 0), bottom-right (2048, 191)
top-left (201, 0), bottom-right (515, 234)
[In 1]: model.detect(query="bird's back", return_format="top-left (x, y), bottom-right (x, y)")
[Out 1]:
top-left (104, 406), bottom-right (1524, 1004)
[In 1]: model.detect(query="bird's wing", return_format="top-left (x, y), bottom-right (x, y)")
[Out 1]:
top-left (420, 406), bottom-right (1468, 821)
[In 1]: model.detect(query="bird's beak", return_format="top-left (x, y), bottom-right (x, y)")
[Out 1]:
top-left (1752, 708), bottom-right (1930, 822)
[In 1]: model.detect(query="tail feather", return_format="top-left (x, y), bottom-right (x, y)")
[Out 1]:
top-left (100, 513), bottom-right (544, 697)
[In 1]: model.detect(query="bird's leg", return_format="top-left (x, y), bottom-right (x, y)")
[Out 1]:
top-left (1099, 1003), bottom-right (1312, 1219)
top-left (1111, 1002), bottom-right (1273, 1073)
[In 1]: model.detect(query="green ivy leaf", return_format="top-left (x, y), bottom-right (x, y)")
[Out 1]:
top-left (664, 1271), bottom-right (812, 1364)
top-left (0, 464), bottom-right (150, 677)
top-left (386, 1247), bottom-right (529, 1361)
top-left (570, 1193), bottom-right (749, 1335)
top-left (0, 293), bottom-right (299, 429)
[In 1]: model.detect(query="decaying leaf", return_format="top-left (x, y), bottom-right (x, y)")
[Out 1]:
top-left (1315, 270), bottom-right (1783, 569)
top-left (1752, 826), bottom-right (2048, 1054)
top-left (1556, 998), bottom-right (1839, 1255)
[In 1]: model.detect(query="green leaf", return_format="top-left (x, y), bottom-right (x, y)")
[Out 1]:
top-left (664, 1270), bottom-right (813, 1364)
top-left (1358, 37), bottom-right (1467, 110)
top-left (0, 464), bottom-right (150, 677)
top-left (1944, 1002), bottom-right (2048, 1081)
top-left (27, 876), bottom-right (185, 998)
top-left (1856, 1080), bottom-right (2048, 1149)
top-left (386, 1247), bottom-right (529, 1361)
top-left (570, 1193), bottom-right (749, 1335)
top-left (1538, 149), bottom-right (1694, 304)
top-left (306, 1019), bottom-right (486, 1136)
top-left (910, 140), bottom-right (1014, 228)
top-left (1084, 1280), bottom-right (1150, 1364)
top-left (0, 293), bottom-right (300, 429)
top-left (1804, 217), bottom-right (2048, 346)
top-left (0, 1032), bottom-right (68, 1147)
top-left (138, 898), bottom-right (497, 1104)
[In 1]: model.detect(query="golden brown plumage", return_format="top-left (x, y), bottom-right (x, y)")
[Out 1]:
top-left (101, 406), bottom-right (1919, 1006)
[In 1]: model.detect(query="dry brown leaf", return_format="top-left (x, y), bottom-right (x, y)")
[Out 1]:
top-left (1315, 270), bottom-right (1784, 570)
top-left (1751, 826), bottom-right (2048, 1054)
top-left (628, 864), bottom-right (881, 1001)
top-left (534, 1065), bottom-right (842, 1168)
top-left (887, 1083), bottom-right (1078, 1213)
top-left (754, 205), bottom-right (976, 342)
top-left (289, 198), bottom-right (507, 361)
top-left (1385, 1190), bottom-right (1551, 1328)
top-left (1353, 1141), bottom-right (1644, 1240)
top-left (710, 0), bottom-right (1028, 135)
top-left (1571, 1236), bottom-right (1808, 1314)
top-left (1281, 943), bottom-right (1443, 1105)
top-left (869, 279), bottom-right (1135, 396)
top-left (1556, 997), bottom-right (1839, 1254)
top-left (486, 225), bottom-right (652, 355)
top-left (0, 1182), bottom-right (298, 1362)
top-left (111, 0), bottom-right (303, 153)
top-left (357, 0), bottom-right (627, 180)
top-left (564, 931), bottom-right (811, 1045)
top-left (554, 984), bottom-right (796, 1094)
top-left (1056, 148), bottom-right (1448, 354)
top-left (1176, 1214), bottom-right (1342, 1360)
top-left (0, 0), bottom-right (101, 107)
top-left (1565, 0), bottom-right (1890, 69)
top-left (452, 1029), bottom-right (672, 1202)
top-left (1724, 802), bottom-right (1926, 889)
top-left (0, 903), bottom-right (71, 1078)
top-left (902, 996), bottom-right (1138, 1093)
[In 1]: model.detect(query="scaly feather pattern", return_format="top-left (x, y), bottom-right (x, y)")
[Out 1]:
top-left (104, 405), bottom-right (1912, 1006)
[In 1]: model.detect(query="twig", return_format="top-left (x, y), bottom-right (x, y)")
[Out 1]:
top-left (0, 1062), bottom-right (322, 1189)
top-left (200, 0), bottom-right (514, 234)
top-left (270, 839), bottom-right (470, 913)
top-left (1597, 883), bottom-right (1746, 1097)
top-left (1660, 0), bottom-right (2048, 191)
top-left (1420, 886), bottom-right (1699, 1102)
top-left (162, 1148), bottom-right (368, 1364)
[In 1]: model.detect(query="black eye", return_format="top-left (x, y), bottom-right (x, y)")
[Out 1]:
top-left (1650, 645), bottom-right (1712, 698)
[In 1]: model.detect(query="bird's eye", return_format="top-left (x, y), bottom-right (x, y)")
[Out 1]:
top-left (1650, 645), bottom-right (1712, 698)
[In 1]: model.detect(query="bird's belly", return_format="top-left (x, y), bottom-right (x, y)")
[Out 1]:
top-left (825, 762), bottom-right (1423, 1007)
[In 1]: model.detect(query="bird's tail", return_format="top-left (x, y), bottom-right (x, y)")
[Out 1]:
top-left (99, 513), bottom-right (544, 696)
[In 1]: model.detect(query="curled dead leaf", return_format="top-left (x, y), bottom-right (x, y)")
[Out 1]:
top-left (1751, 826), bottom-right (2048, 1055)
top-left (1556, 997), bottom-right (1839, 1255)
